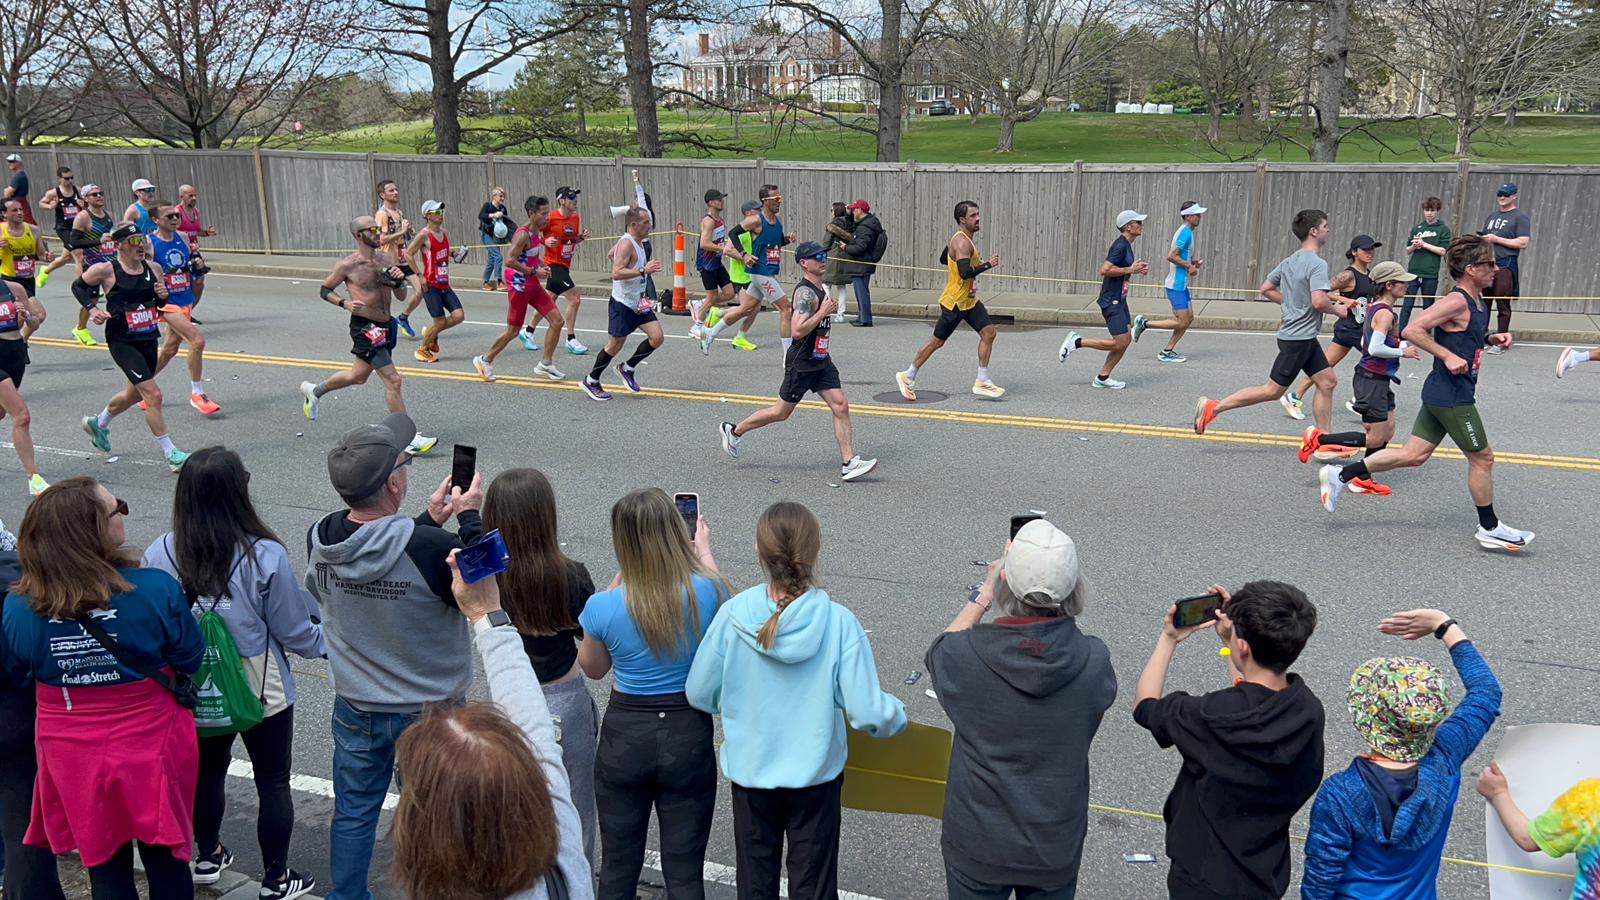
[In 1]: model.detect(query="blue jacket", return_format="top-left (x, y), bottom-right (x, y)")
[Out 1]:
top-left (1301, 641), bottom-right (1501, 899)
top-left (686, 584), bottom-right (905, 789)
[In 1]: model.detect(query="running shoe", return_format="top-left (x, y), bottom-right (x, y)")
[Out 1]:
top-left (1318, 464), bottom-right (1344, 513)
top-left (1298, 426), bottom-right (1322, 464)
top-left (719, 421), bottom-right (741, 457)
top-left (534, 361), bottom-right (565, 380)
top-left (1345, 399), bottom-right (1363, 420)
top-left (1193, 397), bottom-right (1217, 435)
top-left (565, 337), bottom-right (588, 355)
top-left (895, 370), bottom-right (917, 402)
top-left (1057, 331), bottom-right (1080, 363)
top-left (482, 281), bottom-right (494, 291)
top-left (1557, 346), bottom-right (1587, 378)
top-left (1312, 444), bottom-right (1361, 463)
top-left (406, 434), bottom-right (438, 454)
top-left (731, 335), bottom-right (758, 352)
top-left (35, 268), bottom-right (48, 288)
top-left (1131, 315), bottom-right (1149, 343)
top-left (1348, 477), bottom-right (1392, 496)
top-left (580, 377), bottom-right (611, 401)
top-left (82, 415), bottom-right (111, 452)
top-left (1485, 344), bottom-right (1505, 355)
top-left (706, 305), bottom-right (723, 329)
top-left (396, 314), bottom-right (415, 338)
top-left (166, 448), bottom-right (190, 473)
top-left (413, 346), bottom-right (438, 363)
top-left (1091, 375), bottom-right (1126, 390)
top-left (689, 323), bottom-right (704, 339)
top-left (1475, 522), bottom-right (1534, 551)
top-left (190, 393), bottom-right (220, 416)
top-left (299, 381), bottom-right (319, 420)
top-left (1157, 349), bottom-right (1186, 364)
top-left (71, 327), bottom-right (96, 347)
top-left (1280, 391), bottom-right (1305, 420)
top-left (518, 330), bottom-right (539, 351)
top-left (619, 365), bottom-right (641, 393)
top-left (192, 846), bottom-right (233, 885)
top-left (473, 355), bottom-right (494, 383)
top-left (841, 455), bottom-right (879, 481)
top-left (699, 332), bottom-right (714, 355)
top-left (258, 869), bottom-right (316, 900)
top-left (27, 473), bottom-right (49, 496)
top-left (972, 380), bottom-right (1006, 399)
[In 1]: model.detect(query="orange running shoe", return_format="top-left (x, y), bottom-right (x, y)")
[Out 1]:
top-left (1348, 477), bottom-right (1392, 496)
top-left (189, 393), bottom-right (221, 416)
top-left (1193, 397), bottom-right (1218, 435)
top-left (1298, 426), bottom-right (1323, 464)
top-left (414, 346), bottom-right (438, 364)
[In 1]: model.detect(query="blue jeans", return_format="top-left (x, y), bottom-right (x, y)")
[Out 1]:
top-left (850, 274), bottom-right (874, 323)
top-left (481, 232), bottom-right (504, 284)
top-left (330, 697), bottom-right (418, 900)
top-left (1399, 276), bottom-right (1437, 330)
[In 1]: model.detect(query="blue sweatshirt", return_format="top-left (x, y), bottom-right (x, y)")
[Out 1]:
top-left (686, 584), bottom-right (905, 789)
top-left (1301, 641), bottom-right (1502, 899)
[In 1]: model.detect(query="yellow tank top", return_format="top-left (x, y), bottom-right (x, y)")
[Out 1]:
top-left (0, 224), bottom-right (37, 278)
top-left (938, 231), bottom-right (978, 311)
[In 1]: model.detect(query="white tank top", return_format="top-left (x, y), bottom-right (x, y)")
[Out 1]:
top-left (611, 234), bottom-right (648, 310)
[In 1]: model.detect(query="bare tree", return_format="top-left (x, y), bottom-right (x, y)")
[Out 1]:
top-left (1153, 0), bottom-right (1290, 141)
top-left (0, 0), bottom-right (90, 144)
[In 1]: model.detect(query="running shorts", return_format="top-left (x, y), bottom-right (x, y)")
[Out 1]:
top-left (933, 302), bottom-right (994, 341)
top-left (109, 338), bottom-right (159, 385)
top-left (423, 287), bottom-right (463, 319)
top-left (700, 267), bottom-right (731, 292)
top-left (1099, 298), bottom-right (1131, 337)
top-left (0, 338), bottom-right (26, 387)
top-left (607, 300), bottom-right (658, 338)
top-left (349, 315), bottom-right (398, 369)
top-left (744, 274), bottom-right (785, 304)
top-left (507, 283), bottom-right (557, 326)
top-left (397, 263), bottom-right (416, 280)
top-left (1412, 402), bottom-right (1488, 453)
top-left (1, 275), bottom-right (34, 298)
top-left (546, 264), bottom-right (577, 297)
top-left (1269, 338), bottom-right (1330, 387)
top-left (778, 359), bottom-right (842, 404)
top-left (1351, 370), bottom-right (1395, 424)
top-left (1165, 288), bottom-right (1192, 311)
top-left (1332, 317), bottom-right (1363, 349)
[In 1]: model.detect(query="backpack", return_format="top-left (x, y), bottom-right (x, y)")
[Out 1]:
top-left (173, 540), bottom-right (266, 737)
top-left (869, 228), bottom-right (888, 263)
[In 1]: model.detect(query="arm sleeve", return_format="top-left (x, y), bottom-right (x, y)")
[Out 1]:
top-left (1300, 786), bottom-right (1355, 899)
top-left (727, 223), bottom-right (747, 245)
top-left (1428, 641), bottom-right (1502, 767)
top-left (65, 228), bottom-right (99, 250)
top-left (834, 615), bottom-right (908, 737)
top-left (72, 277), bottom-right (98, 308)
top-left (684, 608), bottom-right (728, 714)
top-left (259, 542), bottom-right (327, 660)
top-left (956, 258), bottom-right (980, 280)
top-left (1365, 319), bottom-right (1405, 358)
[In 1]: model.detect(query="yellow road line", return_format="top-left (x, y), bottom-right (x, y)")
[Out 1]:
top-left (33, 338), bottom-right (1600, 472)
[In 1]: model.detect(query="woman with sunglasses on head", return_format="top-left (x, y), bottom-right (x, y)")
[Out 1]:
top-left (141, 447), bottom-right (325, 900)
top-left (2, 478), bottom-right (204, 900)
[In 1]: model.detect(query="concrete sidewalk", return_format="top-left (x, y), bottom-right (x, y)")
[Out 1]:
top-left (203, 250), bottom-right (1600, 344)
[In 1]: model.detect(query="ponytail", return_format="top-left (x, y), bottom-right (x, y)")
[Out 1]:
top-left (754, 501), bottom-right (822, 651)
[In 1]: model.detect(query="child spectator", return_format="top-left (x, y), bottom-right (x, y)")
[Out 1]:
top-left (1478, 766), bottom-right (1600, 900)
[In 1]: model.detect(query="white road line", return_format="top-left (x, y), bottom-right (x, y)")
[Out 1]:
top-left (0, 441), bottom-right (164, 467)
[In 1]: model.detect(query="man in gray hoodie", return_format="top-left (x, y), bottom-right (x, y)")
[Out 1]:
top-left (925, 520), bottom-right (1117, 900)
top-left (304, 412), bottom-right (483, 900)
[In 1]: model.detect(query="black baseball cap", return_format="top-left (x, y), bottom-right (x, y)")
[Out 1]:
top-left (794, 240), bottom-right (827, 260)
top-left (1346, 234), bottom-right (1382, 258)
top-left (1497, 182), bottom-right (1518, 196)
top-left (556, 186), bottom-right (580, 201)
top-left (704, 189), bottom-right (727, 203)
top-left (327, 413), bottom-right (416, 502)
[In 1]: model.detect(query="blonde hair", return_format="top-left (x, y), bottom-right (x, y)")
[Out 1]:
top-left (755, 501), bottom-right (821, 649)
top-left (611, 489), bottom-right (724, 656)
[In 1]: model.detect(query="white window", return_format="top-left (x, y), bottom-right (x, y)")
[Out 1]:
top-left (918, 87), bottom-right (933, 102)
top-left (788, 63), bottom-right (796, 76)
top-left (936, 86), bottom-right (945, 98)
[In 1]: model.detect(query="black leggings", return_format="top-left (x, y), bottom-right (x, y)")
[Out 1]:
top-left (87, 841), bottom-right (193, 900)
top-left (194, 706), bottom-right (296, 881)
top-left (0, 685), bottom-right (65, 900)
top-left (594, 691), bottom-right (717, 900)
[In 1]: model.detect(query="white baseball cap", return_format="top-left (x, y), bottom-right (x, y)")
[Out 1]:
top-left (1180, 203), bottom-right (1207, 216)
top-left (1116, 210), bottom-right (1148, 228)
top-left (4, 154), bottom-right (20, 163)
top-left (1003, 519), bottom-right (1083, 607)
top-left (131, 178), bottom-right (155, 192)
top-left (421, 200), bottom-right (444, 215)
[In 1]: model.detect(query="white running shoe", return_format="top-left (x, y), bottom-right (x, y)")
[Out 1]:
top-left (517, 330), bottom-right (539, 352)
top-left (972, 380), bottom-right (1006, 399)
top-left (719, 421), bottom-right (741, 458)
top-left (565, 336), bottom-right (588, 355)
top-left (895, 370), bottom-right (917, 402)
top-left (1556, 347), bottom-right (1587, 378)
top-left (406, 434), bottom-right (438, 454)
top-left (841, 455), bottom-right (879, 481)
top-left (689, 323), bottom-right (704, 339)
top-left (299, 381), bottom-right (319, 420)
top-left (1058, 331), bottom-right (1080, 363)
top-left (1281, 391), bottom-right (1305, 420)
top-left (700, 332), bottom-right (714, 355)
top-left (1345, 399), bottom-right (1362, 419)
top-left (1318, 464), bottom-right (1345, 513)
top-left (1475, 523), bottom-right (1534, 551)
top-left (1092, 376), bottom-right (1126, 390)
top-left (473, 355), bottom-right (494, 382)
top-left (534, 361), bottom-right (565, 380)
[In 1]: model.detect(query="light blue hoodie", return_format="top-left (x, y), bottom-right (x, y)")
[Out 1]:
top-left (686, 584), bottom-right (906, 790)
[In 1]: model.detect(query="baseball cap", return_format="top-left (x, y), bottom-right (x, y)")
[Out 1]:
top-left (1368, 260), bottom-right (1415, 284)
top-left (1497, 182), bottom-right (1518, 196)
top-left (1347, 656), bottom-right (1452, 763)
top-left (1116, 209), bottom-right (1149, 228)
top-left (81, 183), bottom-right (102, 196)
top-left (131, 178), bottom-right (155, 192)
top-left (1180, 203), bottom-right (1207, 216)
top-left (1003, 519), bottom-right (1083, 608)
top-left (847, 199), bottom-right (871, 212)
top-left (704, 189), bottom-right (727, 203)
top-left (421, 200), bottom-right (444, 215)
top-left (555, 186), bottom-right (580, 201)
top-left (740, 200), bottom-right (761, 215)
top-left (1346, 234), bottom-right (1382, 258)
top-left (3, 154), bottom-right (19, 163)
top-left (794, 240), bottom-right (827, 261)
top-left (327, 413), bottom-right (417, 503)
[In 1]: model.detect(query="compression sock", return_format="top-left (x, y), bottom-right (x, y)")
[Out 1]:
top-left (977, 367), bottom-right (990, 382)
top-left (156, 433), bottom-right (176, 455)
top-left (1477, 504), bottom-right (1499, 531)
top-left (96, 407), bottom-right (113, 429)
top-left (1320, 431), bottom-right (1367, 448)
top-left (1337, 460), bottom-right (1369, 484)
top-left (624, 340), bottom-right (657, 368)
top-left (313, 382), bottom-right (331, 398)
top-left (781, 337), bottom-right (793, 353)
top-left (589, 350), bottom-right (615, 381)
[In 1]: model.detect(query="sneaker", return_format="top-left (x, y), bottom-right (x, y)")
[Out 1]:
top-left (565, 336), bottom-right (588, 355)
top-left (534, 361), bottom-right (565, 380)
top-left (71, 327), bottom-right (96, 347)
top-left (688, 323), bottom-right (704, 339)
top-left (1157, 349), bottom-right (1186, 363)
top-left (1057, 331), bottom-right (1080, 363)
top-left (1312, 444), bottom-right (1361, 463)
top-left (482, 281), bottom-right (494, 291)
top-left (406, 434), bottom-right (438, 454)
top-left (719, 421), bottom-right (741, 458)
top-left (192, 846), bottom-right (233, 885)
top-left (1485, 344), bottom-right (1505, 355)
top-left (895, 370), bottom-right (917, 402)
top-left (1131, 315), bottom-right (1149, 343)
top-left (27, 473), bottom-right (49, 496)
top-left (35, 268), bottom-right (48, 288)
top-left (396, 314), bottom-right (415, 338)
top-left (473, 355), bottom-right (494, 383)
top-left (731, 334), bottom-right (758, 352)
top-left (258, 869), bottom-right (316, 900)
top-left (518, 330), bottom-right (539, 352)
top-left (619, 365), bottom-right (641, 393)
top-left (1091, 375), bottom-right (1126, 390)
top-left (1193, 397), bottom-right (1217, 435)
top-left (972, 379), bottom-right (1006, 399)
top-left (706, 305), bottom-right (723, 329)
top-left (414, 346), bottom-right (438, 363)
top-left (1280, 391), bottom-right (1305, 420)
top-left (1318, 465), bottom-right (1345, 513)
top-left (580, 377), bottom-right (611, 401)
top-left (1294, 426), bottom-right (1321, 464)
top-left (1557, 347), bottom-right (1587, 378)
top-left (1345, 399), bottom-right (1363, 419)
top-left (841, 455), bottom-right (879, 481)
top-left (189, 393), bottom-right (220, 416)
top-left (82, 415), bottom-right (111, 452)
top-left (699, 332), bottom-right (714, 355)
top-left (1475, 522), bottom-right (1534, 551)
top-left (1348, 477), bottom-right (1392, 496)
top-left (299, 381), bottom-right (319, 420)
top-left (166, 448), bottom-right (190, 473)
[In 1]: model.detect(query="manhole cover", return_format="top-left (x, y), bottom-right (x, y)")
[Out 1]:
top-left (872, 390), bottom-right (949, 404)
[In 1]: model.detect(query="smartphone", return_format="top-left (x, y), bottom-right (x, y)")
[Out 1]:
top-left (451, 444), bottom-right (476, 492)
top-left (673, 492), bottom-right (699, 533)
top-left (1173, 592), bottom-right (1224, 628)
top-left (458, 529), bottom-right (510, 585)
top-left (1010, 513), bottom-right (1044, 539)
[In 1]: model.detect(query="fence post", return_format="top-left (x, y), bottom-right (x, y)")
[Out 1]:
top-left (1067, 160), bottom-right (1084, 290)
top-left (754, 158), bottom-right (766, 195)
top-left (1246, 160), bottom-right (1269, 289)
top-left (145, 147), bottom-right (158, 182)
top-left (251, 149), bottom-right (273, 255)
top-left (1450, 157), bottom-right (1471, 241)
top-left (365, 152), bottom-right (376, 200)
top-left (485, 153), bottom-right (496, 193)
top-left (48, 146), bottom-right (59, 181)
top-left (904, 159), bottom-right (918, 291)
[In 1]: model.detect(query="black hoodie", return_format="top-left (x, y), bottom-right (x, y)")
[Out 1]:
top-left (1134, 675), bottom-right (1326, 900)
top-left (925, 616), bottom-right (1117, 889)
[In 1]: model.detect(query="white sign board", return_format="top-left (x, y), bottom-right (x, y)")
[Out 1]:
top-left (1485, 722), bottom-right (1599, 899)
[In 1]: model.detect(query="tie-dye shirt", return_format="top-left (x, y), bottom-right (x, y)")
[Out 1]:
top-left (1530, 778), bottom-right (1600, 900)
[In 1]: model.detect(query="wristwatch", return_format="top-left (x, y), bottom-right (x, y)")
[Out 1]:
top-left (1433, 618), bottom-right (1458, 639)
top-left (473, 609), bottom-right (511, 635)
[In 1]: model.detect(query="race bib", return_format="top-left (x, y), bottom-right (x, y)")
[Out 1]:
top-left (812, 333), bottom-right (830, 359)
top-left (0, 301), bottom-right (18, 331)
top-left (766, 246), bottom-right (781, 265)
top-left (636, 296), bottom-right (655, 314)
top-left (1471, 347), bottom-right (1484, 376)
top-left (125, 306), bottom-right (158, 334)
top-left (363, 322), bottom-right (389, 346)
top-left (433, 263), bottom-right (448, 282)
top-left (63, 203), bottom-right (80, 217)
top-left (561, 242), bottom-right (574, 261)
top-left (13, 257), bottom-right (33, 277)
top-left (165, 271), bottom-right (191, 292)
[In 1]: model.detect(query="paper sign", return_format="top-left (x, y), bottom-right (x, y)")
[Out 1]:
top-left (1485, 722), bottom-right (1598, 899)
top-left (842, 721), bottom-right (952, 819)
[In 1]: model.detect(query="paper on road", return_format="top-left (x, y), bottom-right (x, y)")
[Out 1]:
top-left (1485, 722), bottom-right (1598, 899)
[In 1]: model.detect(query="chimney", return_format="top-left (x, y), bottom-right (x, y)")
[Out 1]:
top-left (829, 30), bottom-right (840, 56)
top-left (699, 32), bottom-right (711, 56)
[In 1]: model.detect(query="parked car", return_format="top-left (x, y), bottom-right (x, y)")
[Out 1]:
top-left (928, 99), bottom-right (956, 116)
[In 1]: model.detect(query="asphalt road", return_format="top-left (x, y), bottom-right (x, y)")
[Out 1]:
top-left (10, 272), bottom-right (1598, 899)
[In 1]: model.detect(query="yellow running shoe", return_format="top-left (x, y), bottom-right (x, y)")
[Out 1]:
top-left (72, 327), bottom-right (96, 347)
top-left (730, 334), bottom-right (758, 352)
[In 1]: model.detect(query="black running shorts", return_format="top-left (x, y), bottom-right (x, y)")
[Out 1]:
top-left (933, 303), bottom-right (993, 341)
top-left (1351, 370), bottom-right (1395, 423)
top-left (109, 338), bottom-right (159, 385)
top-left (779, 360), bottom-right (842, 404)
top-left (1269, 338), bottom-right (1330, 387)
top-left (546, 264), bottom-right (577, 297)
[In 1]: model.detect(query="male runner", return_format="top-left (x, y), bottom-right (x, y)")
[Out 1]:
top-left (73, 223), bottom-right (189, 470)
top-left (374, 180), bottom-right (422, 338)
top-left (1556, 346), bottom-right (1597, 378)
top-left (1287, 234), bottom-right (1380, 420)
top-left (64, 183), bottom-right (118, 346)
top-left (149, 204), bottom-right (219, 415)
top-left (703, 199), bottom-right (761, 351)
top-left (1058, 209), bottom-right (1150, 389)
top-left (693, 188), bottom-right (735, 338)
top-left (895, 200), bottom-right (1005, 400)
top-left (1319, 235), bottom-right (1534, 552)
top-left (0, 200), bottom-right (47, 304)
top-left (404, 200), bottom-right (464, 363)
top-left (1131, 201), bottom-right (1205, 362)
top-left (3, 155), bottom-right (32, 224)
top-left (475, 195), bottom-right (566, 383)
top-left (176, 184), bottom-right (216, 306)
top-left (700, 184), bottom-right (795, 353)
top-left (1195, 209), bottom-right (1358, 436)
top-left (719, 241), bottom-right (879, 481)
top-left (542, 186), bottom-right (591, 355)
top-left (1481, 182), bottom-right (1530, 353)
top-left (299, 216), bottom-right (438, 455)
top-left (579, 207), bottom-right (662, 401)
top-left (0, 279), bottom-right (48, 494)
top-left (124, 178), bottom-right (160, 234)
top-left (36, 165), bottom-right (80, 283)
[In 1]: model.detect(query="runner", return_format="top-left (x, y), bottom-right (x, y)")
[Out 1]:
top-left (895, 200), bottom-right (1006, 400)
top-left (1131, 201), bottom-right (1205, 362)
top-left (0, 199), bottom-right (47, 305)
top-left (474, 195), bottom-right (566, 383)
top-left (1556, 346), bottom-right (1597, 378)
top-left (1318, 235), bottom-right (1534, 552)
top-left (1057, 209), bottom-right (1150, 389)
top-left (298, 215), bottom-right (438, 455)
top-left (1194, 209), bottom-right (1358, 436)
top-left (718, 241), bottom-right (879, 482)
top-left (36, 165), bottom-right (80, 284)
top-left (699, 184), bottom-right (795, 354)
top-left (0, 278), bottom-right (49, 494)
top-left (63, 183), bottom-right (118, 346)
top-left (176, 184), bottom-right (216, 308)
top-left (579, 207), bottom-right (662, 401)
top-left (2, 154), bottom-right (32, 225)
top-left (148, 204), bottom-right (220, 416)
top-left (72, 223), bottom-right (190, 471)
top-left (123, 178), bottom-right (160, 234)
top-left (404, 200), bottom-right (464, 363)
top-left (702, 199), bottom-right (761, 351)
top-left (374, 179), bottom-right (422, 339)
top-left (693, 188), bottom-right (735, 339)
top-left (1287, 234), bottom-right (1379, 421)
top-left (542, 186), bottom-right (591, 355)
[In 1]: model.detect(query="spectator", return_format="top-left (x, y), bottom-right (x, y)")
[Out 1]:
top-left (1133, 580), bottom-right (1325, 900)
top-left (840, 199), bottom-right (885, 327)
top-left (577, 488), bottom-right (725, 900)
top-left (1477, 766), bottom-right (1600, 899)
top-left (823, 201), bottom-right (855, 322)
top-left (1400, 196), bottom-right (1450, 328)
top-left (2, 478), bottom-right (204, 899)
top-left (480, 187), bottom-right (510, 291)
top-left (687, 501), bottom-right (905, 900)
top-left (926, 519), bottom-right (1116, 900)
top-left (481, 467), bottom-right (599, 865)
top-left (304, 413), bottom-right (483, 900)
top-left (391, 549), bottom-right (593, 900)
top-left (1301, 609), bottom-right (1501, 899)
top-left (142, 446), bottom-right (326, 900)
top-left (1481, 182), bottom-right (1529, 350)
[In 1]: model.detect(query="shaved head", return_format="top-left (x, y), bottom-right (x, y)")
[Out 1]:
top-left (351, 215), bottom-right (376, 235)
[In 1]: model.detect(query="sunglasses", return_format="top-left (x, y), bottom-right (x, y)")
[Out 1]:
top-left (86, 192), bottom-right (104, 197)
top-left (122, 235), bottom-right (146, 245)
top-left (61, 175), bottom-right (74, 180)
top-left (1496, 192), bottom-right (1513, 197)
top-left (358, 226), bottom-right (381, 235)
top-left (137, 188), bottom-right (155, 193)
top-left (162, 212), bottom-right (181, 219)
top-left (111, 498), bottom-right (129, 517)
top-left (391, 452), bottom-right (414, 476)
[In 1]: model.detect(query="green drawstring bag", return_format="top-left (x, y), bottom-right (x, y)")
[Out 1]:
top-left (193, 599), bottom-right (265, 737)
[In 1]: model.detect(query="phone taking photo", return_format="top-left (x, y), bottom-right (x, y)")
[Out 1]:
top-left (1173, 592), bottom-right (1224, 628)
top-left (673, 492), bottom-right (700, 533)
top-left (1010, 513), bottom-right (1044, 539)
top-left (451, 444), bottom-right (476, 492)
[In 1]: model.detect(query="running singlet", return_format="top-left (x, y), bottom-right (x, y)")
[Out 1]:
top-left (177, 204), bottom-right (203, 249)
top-left (939, 232), bottom-right (979, 312)
top-left (52, 189), bottom-right (81, 232)
top-left (696, 216), bottom-right (725, 272)
top-left (505, 226), bottom-right (540, 292)
top-left (750, 211), bottom-right (783, 277)
top-left (149, 232), bottom-right (196, 306)
top-left (103, 260), bottom-right (162, 342)
top-left (0, 293), bottom-right (22, 333)
top-left (725, 231), bottom-right (754, 285)
top-left (0, 225), bottom-right (38, 278)
top-left (611, 235), bottom-right (650, 312)
top-left (787, 281), bottom-right (831, 371)
top-left (1420, 288), bottom-right (1490, 408)
top-left (421, 230), bottom-right (451, 289)
top-left (1356, 300), bottom-right (1400, 380)
top-left (132, 204), bottom-right (157, 235)
top-left (543, 209), bottom-right (580, 268)
top-left (376, 205), bottom-right (410, 252)
top-left (83, 212), bottom-right (116, 265)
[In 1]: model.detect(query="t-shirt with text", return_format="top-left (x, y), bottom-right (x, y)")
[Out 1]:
top-left (1406, 220), bottom-right (1451, 278)
top-left (1482, 209), bottom-right (1530, 262)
